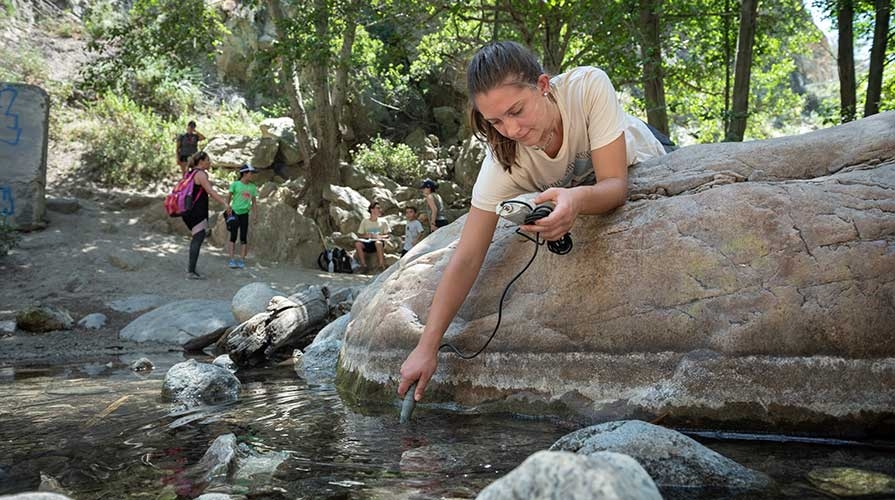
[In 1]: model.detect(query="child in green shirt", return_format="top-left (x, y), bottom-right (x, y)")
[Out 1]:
top-left (226, 164), bottom-right (258, 268)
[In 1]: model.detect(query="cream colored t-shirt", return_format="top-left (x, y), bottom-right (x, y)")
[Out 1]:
top-left (471, 66), bottom-right (666, 211)
top-left (358, 218), bottom-right (389, 236)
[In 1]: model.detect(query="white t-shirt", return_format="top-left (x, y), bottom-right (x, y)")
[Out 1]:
top-left (471, 66), bottom-right (667, 211)
top-left (403, 220), bottom-right (424, 251)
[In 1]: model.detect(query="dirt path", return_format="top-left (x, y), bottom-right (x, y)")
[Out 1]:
top-left (0, 192), bottom-right (373, 365)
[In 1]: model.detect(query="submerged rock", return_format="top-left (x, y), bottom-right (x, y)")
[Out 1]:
top-left (162, 359), bottom-right (241, 410)
top-left (476, 450), bottom-right (661, 500)
top-left (550, 420), bottom-right (770, 491)
top-left (806, 467), bottom-right (895, 497)
top-left (338, 113), bottom-right (895, 434)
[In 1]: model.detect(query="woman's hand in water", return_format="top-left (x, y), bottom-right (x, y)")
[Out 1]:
top-left (520, 187), bottom-right (579, 241)
top-left (398, 343), bottom-right (438, 402)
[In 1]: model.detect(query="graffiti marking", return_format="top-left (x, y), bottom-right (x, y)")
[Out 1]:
top-left (0, 185), bottom-right (13, 217)
top-left (0, 86), bottom-right (22, 146)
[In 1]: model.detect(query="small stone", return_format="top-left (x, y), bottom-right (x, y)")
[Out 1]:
top-left (77, 313), bottom-right (107, 330)
top-left (130, 358), bottom-right (154, 372)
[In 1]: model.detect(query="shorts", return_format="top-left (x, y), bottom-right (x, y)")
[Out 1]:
top-left (434, 218), bottom-right (448, 228)
top-left (361, 240), bottom-right (380, 253)
top-left (228, 213), bottom-right (250, 244)
top-left (178, 154), bottom-right (191, 163)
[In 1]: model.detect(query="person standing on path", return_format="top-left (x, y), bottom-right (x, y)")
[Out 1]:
top-left (182, 151), bottom-right (231, 279)
top-left (176, 121), bottom-right (205, 175)
top-left (226, 164), bottom-right (258, 269)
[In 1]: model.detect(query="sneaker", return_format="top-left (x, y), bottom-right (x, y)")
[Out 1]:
top-left (187, 271), bottom-right (205, 280)
top-left (237, 259), bottom-right (246, 269)
top-left (228, 259), bottom-right (238, 268)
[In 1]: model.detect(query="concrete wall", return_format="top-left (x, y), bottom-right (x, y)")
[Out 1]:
top-left (1, 83), bottom-right (49, 230)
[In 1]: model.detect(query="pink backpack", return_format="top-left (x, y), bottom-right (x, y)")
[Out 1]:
top-left (164, 169), bottom-right (204, 217)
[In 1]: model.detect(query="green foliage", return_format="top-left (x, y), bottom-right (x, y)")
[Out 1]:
top-left (78, 93), bottom-right (179, 187)
top-left (0, 45), bottom-right (48, 84)
top-left (352, 137), bottom-right (421, 184)
top-left (83, 0), bottom-right (225, 116)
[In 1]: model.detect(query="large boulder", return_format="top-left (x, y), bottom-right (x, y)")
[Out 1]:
top-left (324, 184), bottom-right (371, 234)
top-left (205, 135), bottom-right (278, 170)
top-left (550, 420), bottom-right (770, 491)
top-left (209, 186), bottom-right (323, 268)
top-left (120, 300), bottom-right (236, 345)
top-left (337, 112), bottom-right (895, 436)
top-left (476, 450), bottom-right (661, 500)
top-left (232, 282), bottom-right (284, 323)
top-left (0, 84), bottom-right (48, 230)
top-left (453, 135), bottom-right (487, 190)
top-left (259, 117), bottom-right (304, 166)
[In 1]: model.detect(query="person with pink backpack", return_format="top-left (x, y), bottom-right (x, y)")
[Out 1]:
top-left (179, 151), bottom-right (231, 279)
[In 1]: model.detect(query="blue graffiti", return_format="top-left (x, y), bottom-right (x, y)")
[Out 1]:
top-left (0, 85), bottom-right (22, 146)
top-left (0, 185), bottom-right (13, 217)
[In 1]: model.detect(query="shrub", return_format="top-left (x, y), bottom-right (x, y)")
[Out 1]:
top-left (352, 137), bottom-right (421, 184)
top-left (78, 93), bottom-right (179, 188)
top-left (0, 221), bottom-right (18, 257)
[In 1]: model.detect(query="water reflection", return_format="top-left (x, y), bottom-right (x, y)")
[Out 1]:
top-left (0, 354), bottom-right (892, 499)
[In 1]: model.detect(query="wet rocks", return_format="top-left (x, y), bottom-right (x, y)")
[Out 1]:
top-left (550, 420), bottom-right (771, 491)
top-left (296, 313), bottom-right (350, 379)
top-left (130, 357), bottom-right (154, 372)
top-left (15, 305), bottom-right (73, 332)
top-left (162, 359), bottom-right (241, 410)
top-left (476, 450), bottom-right (661, 500)
top-left (806, 467), bottom-right (895, 497)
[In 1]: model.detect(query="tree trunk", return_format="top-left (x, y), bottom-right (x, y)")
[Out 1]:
top-left (726, 0), bottom-right (758, 142)
top-left (264, 0), bottom-right (312, 169)
top-left (837, 0), bottom-right (857, 123)
top-left (864, 0), bottom-right (891, 117)
top-left (639, 0), bottom-right (668, 136)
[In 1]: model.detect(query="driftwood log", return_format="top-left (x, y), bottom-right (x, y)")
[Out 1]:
top-left (224, 287), bottom-right (329, 367)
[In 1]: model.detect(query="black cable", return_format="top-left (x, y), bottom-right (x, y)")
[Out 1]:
top-left (438, 231), bottom-right (542, 359)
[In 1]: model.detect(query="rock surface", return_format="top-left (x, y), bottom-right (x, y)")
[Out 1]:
top-left (231, 282), bottom-right (284, 323)
top-left (0, 84), bottom-right (48, 230)
top-left (475, 450), bottom-right (662, 500)
top-left (338, 112), bottom-right (895, 435)
top-left (120, 300), bottom-right (235, 345)
top-left (550, 420), bottom-right (770, 490)
top-left (15, 305), bottom-right (74, 332)
top-left (162, 359), bottom-right (241, 410)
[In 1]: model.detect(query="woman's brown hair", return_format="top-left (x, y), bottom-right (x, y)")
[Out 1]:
top-left (187, 151), bottom-right (209, 170)
top-left (467, 41), bottom-right (546, 173)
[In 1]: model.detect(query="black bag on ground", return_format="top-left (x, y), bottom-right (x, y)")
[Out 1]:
top-left (318, 248), bottom-right (353, 273)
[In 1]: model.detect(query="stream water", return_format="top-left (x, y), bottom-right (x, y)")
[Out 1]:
top-left (0, 352), bottom-right (892, 499)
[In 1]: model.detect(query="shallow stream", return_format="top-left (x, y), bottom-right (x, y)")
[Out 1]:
top-left (1, 352), bottom-right (892, 499)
